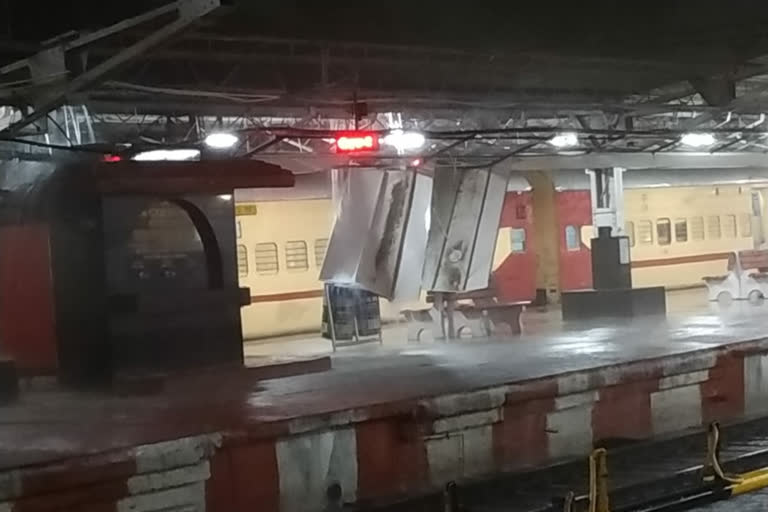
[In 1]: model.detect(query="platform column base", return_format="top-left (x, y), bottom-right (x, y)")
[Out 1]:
top-left (561, 286), bottom-right (666, 321)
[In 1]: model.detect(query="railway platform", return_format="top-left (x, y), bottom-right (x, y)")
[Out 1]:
top-left (2, 291), bottom-right (768, 512)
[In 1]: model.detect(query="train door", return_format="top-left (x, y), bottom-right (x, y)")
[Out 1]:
top-left (557, 190), bottom-right (593, 291)
top-left (492, 190), bottom-right (536, 302)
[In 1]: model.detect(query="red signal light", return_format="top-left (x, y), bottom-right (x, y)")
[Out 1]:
top-left (102, 154), bottom-right (122, 162)
top-left (335, 132), bottom-right (379, 153)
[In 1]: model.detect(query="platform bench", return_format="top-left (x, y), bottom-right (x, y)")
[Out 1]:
top-left (400, 307), bottom-right (444, 342)
top-left (425, 288), bottom-right (529, 339)
top-left (703, 250), bottom-right (768, 301)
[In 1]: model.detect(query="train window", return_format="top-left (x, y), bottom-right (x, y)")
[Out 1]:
top-left (314, 238), bottom-right (329, 268)
top-left (656, 218), bottom-right (671, 245)
top-left (625, 221), bottom-right (635, 247)
top-left (237, 244), bottom-right (248, 277)
top-left (674, 218), bottom-right (688, 242)
top-left (723, 215), bottom-right (737, 238)
top-left (285, 241), bottom-right (309, 271)
top-left (740, 213), bottom-right (752, 237)
top-left (236, 221), bottom-right (242, 239)
top-left (690, 216), bottom-right (705, 240)
top-left (510, 228), bottom-right (526, 252)
top-left (638, 220), bottom-right (653, 245)
top-left (565, 225), bottom-right (580, 251)
top-left (254, 243), bottom-right (279, 275)
top-left (707, 216), bottom-right (721, 239)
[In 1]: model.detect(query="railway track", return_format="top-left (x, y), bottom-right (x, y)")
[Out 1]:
top-left (685, 487), bottom-right (768, 512)
top-left (363, 417), bottom-right (768, 512)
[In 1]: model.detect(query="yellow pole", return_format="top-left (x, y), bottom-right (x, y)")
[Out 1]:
top-left (589, 448), bottom-right (610, 512)
top-left (730, 472), bottom-right (768, 496)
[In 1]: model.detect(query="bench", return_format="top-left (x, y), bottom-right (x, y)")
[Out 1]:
top-left (447, 289), bottom-right (527, 337)
top-left (400, 307), bottom-right (443, 342)
top-left (703, 250), bottom-right (768, 301)
top-left (401, 286), bottom-right (528, 341)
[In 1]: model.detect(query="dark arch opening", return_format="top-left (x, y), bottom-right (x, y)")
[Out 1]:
top-left (169, 198), bottom-right (223, 290)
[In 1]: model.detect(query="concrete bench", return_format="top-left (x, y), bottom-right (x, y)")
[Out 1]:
top-left (400, 307), bottom-right (442, 342)
top-left (400, 306), bottom-right (476, 341)
top-left (703, 250), bottom-right (768, 301)
top-left (426, 289), bottom-right (528, 339)
top-left (470, 302), bottom-right (526, 335)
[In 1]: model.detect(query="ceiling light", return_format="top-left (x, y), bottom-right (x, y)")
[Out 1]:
top-left (132, 149), bottom-right (201, 161)
top-left (548, 132), bottom-right (578, 148)
top-left (680, 132), bottom-right (716, 147)
top-left (381, 130), bottom-right (426, 151)
top-left (204, 132), bottom-right (239, 149)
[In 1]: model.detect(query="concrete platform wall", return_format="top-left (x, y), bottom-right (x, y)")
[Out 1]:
top-left (3, 340), bottom-right (768, 512)
top-left (0, 434), bottom-right (220, 512)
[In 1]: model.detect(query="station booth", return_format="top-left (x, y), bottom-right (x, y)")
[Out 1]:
top-left (0, 158), bottom-right (293, 391)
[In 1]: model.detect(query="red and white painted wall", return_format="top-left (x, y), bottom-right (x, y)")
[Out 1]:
top-left (3, 338), bottom-right (767, 512)
top-left (209, 340), bottom-right (768, 511)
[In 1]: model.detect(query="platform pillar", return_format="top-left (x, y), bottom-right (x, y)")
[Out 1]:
top-left (561, 168), bottom-right (665, 319)
top-left (587, 167), bottom-right (625, 238)
top-left (586, 168), bottom-right (631, 290)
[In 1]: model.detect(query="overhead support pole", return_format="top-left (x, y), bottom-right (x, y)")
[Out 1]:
top-left (583, 167), bottom-right (634, 293)
top-left (586, 167), bottom-right (625, 238)
top-left (0, 0), bottom-right (220, 137)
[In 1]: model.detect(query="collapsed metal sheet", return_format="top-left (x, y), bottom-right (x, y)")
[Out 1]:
top-left (0, 159), bottom-right (57, 222)
top-left (0, 159), bottom-right (56, 191)
top-left (320, 169), bottom-right (383, 285)
top-left (391, 172), bottom-right (432, 300)
top-left (422, 164), bottom-right (509, 292)
top-left (320, 168), bottom-right (431, 300)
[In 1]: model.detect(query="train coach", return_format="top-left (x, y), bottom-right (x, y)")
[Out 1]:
top-left (236, 169), bottom-right (768, 339)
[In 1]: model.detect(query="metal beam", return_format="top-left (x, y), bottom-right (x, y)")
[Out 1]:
top-left (0, 0), bottom-right (220, 137)
top-left (503, 152), bottom-right (768, 171)
top-left (64, 3), bottom-right (179, 51)
top-left (249, 151), bottom-right (768, 175)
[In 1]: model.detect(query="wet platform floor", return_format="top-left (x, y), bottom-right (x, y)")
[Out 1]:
top-left (2, 288), bottom-right (768, 472)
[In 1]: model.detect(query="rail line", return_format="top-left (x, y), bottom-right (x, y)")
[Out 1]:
top-left (364, 417), bottom-right (768, 512)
